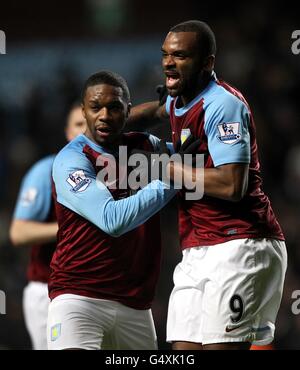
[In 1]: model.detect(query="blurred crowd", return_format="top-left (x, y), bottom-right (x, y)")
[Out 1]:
top-left (0, 1), bottom-right (300, 349)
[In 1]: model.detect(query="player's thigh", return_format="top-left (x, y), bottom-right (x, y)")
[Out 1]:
top-left (250, 239), bottom-right (287, 345)
top-left (201, 238), bottom-right (287, 346)
top-left (166, 252), bottom-right (205, 345)
top-left (47, 294), bottom-right (115, 350)
top-left (107, 305), bottom-right (157, 350)
top-left (23, 281), bottom-right (50, 350)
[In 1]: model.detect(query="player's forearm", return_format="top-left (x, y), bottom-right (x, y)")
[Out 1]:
top-left (127, 101), bottom-right (168, 129)
top-left (167, 162), bottom-right (248, 202)
top-left (202, 167), bottom-right (248, 201)
top-left (98, 180), bottom-right (177, 237)
top-left (9, 220), bottom-right (58, 247)
top-left (58, 176), bottom-right (177, 238)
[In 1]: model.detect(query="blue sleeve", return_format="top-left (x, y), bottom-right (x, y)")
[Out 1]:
top-left (13, 156), bottom-right (55, 221)
top-left (53, 149), bottom-right (177, 237)
top-left (204, 94), bottom-right (251, 167)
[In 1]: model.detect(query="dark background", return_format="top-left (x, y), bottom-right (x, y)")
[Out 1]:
top-left (0, 0), bottom-right (300, 349)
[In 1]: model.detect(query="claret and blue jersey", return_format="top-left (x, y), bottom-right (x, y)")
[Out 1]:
top-left (166, 72), bottom-right (251, 167)
top-left (166, 72), bottom-right (284, 248)
top-left (52, 133), bottom-right (175, 237)
top-left (50, 133), bottom-right (177, 309)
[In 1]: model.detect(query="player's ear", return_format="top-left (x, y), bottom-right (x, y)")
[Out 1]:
top-left (202, 55), bottom-right (215, 72)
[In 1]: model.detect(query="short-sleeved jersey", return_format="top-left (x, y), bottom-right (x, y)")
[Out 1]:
top-left (166, 72), bottom-right (284, 249)
top-left (50, 133), bottom-right (176, 310)
top-left (13, 155), bottom-right (56, 282)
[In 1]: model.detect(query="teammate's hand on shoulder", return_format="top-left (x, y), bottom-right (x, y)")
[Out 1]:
top-left (174, 135), bottom-right (201, 159)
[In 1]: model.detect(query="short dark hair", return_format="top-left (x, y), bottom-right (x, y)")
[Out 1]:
top-left (170, 20), bottom-right (216, 59)
top-left (82, 70), bottom-right (131, 103)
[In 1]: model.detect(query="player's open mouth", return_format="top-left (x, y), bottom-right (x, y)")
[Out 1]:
top-left (96, 127), bottom-right (112, 138)
top-left (165, 72), bottom-right (180, 89)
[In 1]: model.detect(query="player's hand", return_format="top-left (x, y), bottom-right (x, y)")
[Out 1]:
top-left (156, 84), bottom-right (168, 106)
top-left (174, 135), bottom-right (201, 163)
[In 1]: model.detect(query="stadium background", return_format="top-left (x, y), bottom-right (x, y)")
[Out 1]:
top-left (0, 0), bottom-right (299, 349)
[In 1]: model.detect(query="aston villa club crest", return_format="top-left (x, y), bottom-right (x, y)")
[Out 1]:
top-left (180, 128), bottom-right (191, 144)
top-left (217, 122), bottom-right (241, 144)
top-left (67, 170), bottom-right (91, 192)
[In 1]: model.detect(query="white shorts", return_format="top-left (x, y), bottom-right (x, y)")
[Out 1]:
top-left (23, 281), bottom-right (50, 350)
top-left (47, 294), bottom-right (157, 350)
top-left (167, 238), bottom-right (287, 346)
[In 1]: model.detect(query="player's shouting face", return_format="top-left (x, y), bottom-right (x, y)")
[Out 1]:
top-left (162, 31), bottom-right (214, 105)
top-left (82, 84), bottom-right (131, 148)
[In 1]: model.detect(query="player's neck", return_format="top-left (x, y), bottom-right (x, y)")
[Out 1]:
top-left (84, 132), bottom-right (122, 153)
top-left (180, 72), bottom-right (212, 107)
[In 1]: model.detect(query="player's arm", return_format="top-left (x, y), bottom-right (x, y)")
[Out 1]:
top-left (127, 101), bottom-right (169, 129)
top-left (53, 150), bottom-right (177, 238)
top-left (167, 96), bottom-right (251, 202)
top-left (10, 156), bottom-right (58, 247)
top-left (10, 220), bottom-right (58, 247)
top-left (200, 163), bottom-right (249, 201)
top-left (169, 162), bottom-right (249, 202)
